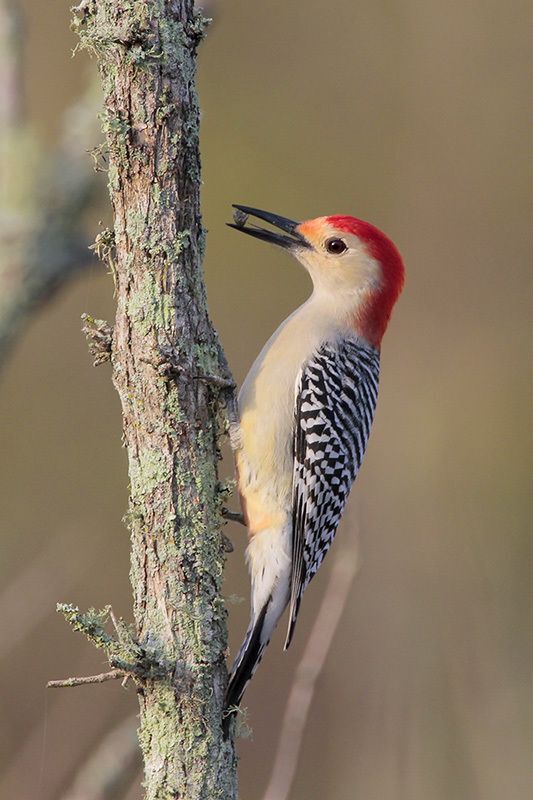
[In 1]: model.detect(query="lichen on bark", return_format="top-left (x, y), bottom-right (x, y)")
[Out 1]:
top-left (71, 1), bottom-right (238, 797)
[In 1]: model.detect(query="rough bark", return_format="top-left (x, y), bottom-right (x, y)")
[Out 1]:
top-left (72, 2), bottom-right (237, 798)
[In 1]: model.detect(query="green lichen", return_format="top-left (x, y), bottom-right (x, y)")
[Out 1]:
top-left (56, 603), bottom-right (119, 652)
top-left (191, 341), bottom-right (217, 375)
top-left (56, 603), bottom-right (146, 671)
top-left (125, 208), bottom-right (146, 245)
top-left (72, 1), bottom-right (151, 59)
top-left (127, 273), bottom-right (174, 335)
top-left (130, 447), bottom-right (171, 497)
top-left (90, 226), bottom-right (115, 260)
top-left (158, 17), bottom-right (187, 73)
top-left (99, 108), bottom-right (130, 167)
top-left (189, 11), bottom-right (212, 41)
top-left (164, 386), bottom-right (183, 426)
top-left (155, 88), bottom-right (175, 126)
top-left (174, 230), bottom-right (190, 253)
top-left (107, 161), bottom-right (119, 192)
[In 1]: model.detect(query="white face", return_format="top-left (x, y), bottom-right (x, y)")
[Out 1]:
top-left (295, 219), bottom-right (383, 300)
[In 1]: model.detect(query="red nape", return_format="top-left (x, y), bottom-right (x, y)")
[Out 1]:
top-left (327, 215), bottom-right (405, 346)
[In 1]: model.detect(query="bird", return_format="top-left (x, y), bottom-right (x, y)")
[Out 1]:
top-left (224, 204), bottom-right (405, 727)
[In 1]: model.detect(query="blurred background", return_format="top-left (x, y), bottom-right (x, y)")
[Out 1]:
top-left (1, 1), bottom-right (531, 798)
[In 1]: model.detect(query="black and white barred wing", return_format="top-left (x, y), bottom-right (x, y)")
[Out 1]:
top-left (285, 338), bottom-right (380, 648)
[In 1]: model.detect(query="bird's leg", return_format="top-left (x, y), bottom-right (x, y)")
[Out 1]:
top-left (156, 341), bottom-right (238, 414)
top-left (206, 340), bottom-right (245, 533)
top-left (194, 372), bottom-right (235, 390)
top-left (192, 339), bottom-right (238, 403)
top-left (156, 337), bottom-right (244, 539)
top-left (221, 508), bottom-right (245, 526)
top-left (158, 338), bottom-right (245, 538)
top-left (210, 339), bottom-right (242, 452)
top-left (194, 366), bottom-right (242, 450)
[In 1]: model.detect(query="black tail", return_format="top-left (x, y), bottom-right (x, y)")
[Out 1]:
top-left (222, 602), bottom-right (269, 738)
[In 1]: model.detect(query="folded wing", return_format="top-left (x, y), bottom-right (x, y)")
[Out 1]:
top-left (285, 337), bottom-right (380, 648)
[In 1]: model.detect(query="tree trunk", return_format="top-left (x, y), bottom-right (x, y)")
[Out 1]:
top-left (73, 2), bottom-right (238, 797)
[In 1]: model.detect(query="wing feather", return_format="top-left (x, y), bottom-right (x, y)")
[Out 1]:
top-left (284, 337), bottom-right (380, 648)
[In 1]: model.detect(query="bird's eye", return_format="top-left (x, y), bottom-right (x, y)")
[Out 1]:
top-left (325, 238), bottom-right (347, 255)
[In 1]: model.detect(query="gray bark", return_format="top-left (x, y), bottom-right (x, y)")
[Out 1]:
top-left (72, 1), bottom-right (238, 797)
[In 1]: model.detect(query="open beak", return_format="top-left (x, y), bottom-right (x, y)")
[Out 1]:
top-left (227, 204), bottom-right (310, 249)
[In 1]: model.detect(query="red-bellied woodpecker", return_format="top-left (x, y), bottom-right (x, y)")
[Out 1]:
top-left (224, 205), bottom-right (405, 723)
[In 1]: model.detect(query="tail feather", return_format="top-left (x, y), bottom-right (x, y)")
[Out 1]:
top-left (283, 593), bottom-right (302, 651)
top-left (223, 602), bottom-right (269, 737)
top-left (223, 525), bottom-right (291, 737)
top-left (226, 602), bottom-right (269, 710)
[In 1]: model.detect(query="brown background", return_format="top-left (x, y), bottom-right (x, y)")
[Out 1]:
top-left (1, 1), bottom-right (532, 798)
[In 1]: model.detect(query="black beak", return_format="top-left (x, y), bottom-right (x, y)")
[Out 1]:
top-left (227, 204), bottom-right (310, 249)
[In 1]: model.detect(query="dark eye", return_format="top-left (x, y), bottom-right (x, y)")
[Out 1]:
top-left (325, 237), bottom-right (347, 255)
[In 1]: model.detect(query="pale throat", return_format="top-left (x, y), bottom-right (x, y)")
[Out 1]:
top-left (307, 280), bottom-right (380, 339)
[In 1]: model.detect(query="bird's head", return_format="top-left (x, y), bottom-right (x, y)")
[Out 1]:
top-left (228, 205), bottom-right (405, 347)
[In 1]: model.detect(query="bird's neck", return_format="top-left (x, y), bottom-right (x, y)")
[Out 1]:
top-left (305, 287), bottom-right (377, 349)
